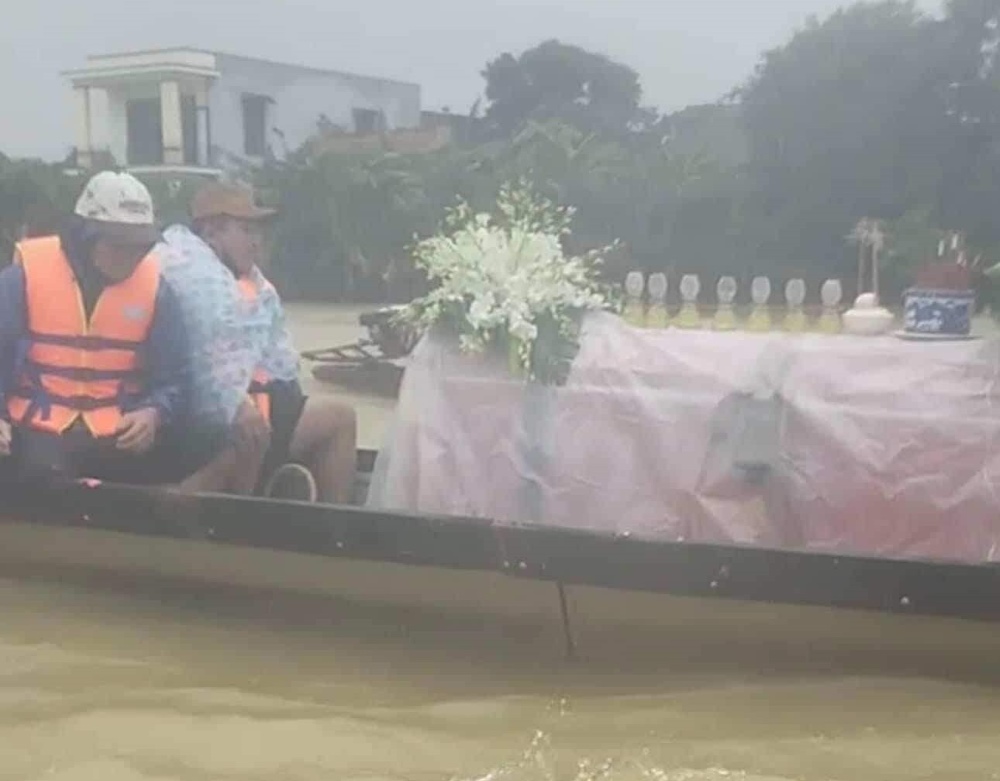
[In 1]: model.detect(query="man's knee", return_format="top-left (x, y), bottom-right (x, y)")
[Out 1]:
top-left (334, 402), bottom-right (357, 434)
top-left (324, 399), bottom-right (357, 431)
top-left (322, 402), bottom-right (357, 447)
top-left (229, 425), bottom-right (271, 465)
top-left (289, 398), bottom-right (356, 458)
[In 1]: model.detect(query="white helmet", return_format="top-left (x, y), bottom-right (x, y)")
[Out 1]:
top-left (73, 170), bottom-right (159, 245)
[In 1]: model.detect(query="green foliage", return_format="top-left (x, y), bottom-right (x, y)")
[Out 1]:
top-left (0, 161), bottom-right (217, 263)
top-left (258, 150), bottom-right (437, 301)
top-left (136, 174), bottom-right (211, 227)
top-left (882, 207), bottom-right (942, 273)
top-left (736, 0), bottom-right (1000, 293)
top-left (253, 114), bottom-right (724, 301)
top-left (737, 2), bottom-right (942, 274)
top-left (481, 40), bottom-right (649, 136)
top-left (0, 156), bottom-right (82, 262)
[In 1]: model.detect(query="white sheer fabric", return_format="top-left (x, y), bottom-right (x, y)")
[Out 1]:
top-left (369, 312), bottom-right (1000, 564)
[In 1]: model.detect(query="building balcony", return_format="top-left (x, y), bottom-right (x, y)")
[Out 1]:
top-left (65, 49), bottom-right (219, 174)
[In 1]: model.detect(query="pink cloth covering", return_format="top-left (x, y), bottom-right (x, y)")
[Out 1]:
top-left (368, 313), bottom-right (1000, 564)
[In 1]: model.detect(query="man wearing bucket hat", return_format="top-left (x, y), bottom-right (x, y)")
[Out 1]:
top-left (0, 171), bottom-right (261, 490)
top-left (157, 181), bottom-right (357, 504)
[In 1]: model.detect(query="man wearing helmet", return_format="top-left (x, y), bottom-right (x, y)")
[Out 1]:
top-left (0, 171), bottom-right (264, 491)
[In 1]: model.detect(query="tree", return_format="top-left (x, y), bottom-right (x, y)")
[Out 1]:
top-left (0, 156), bottom-right (81, 263)
top-left (732, 0), bottom-right (1000, 287)
top-left (735, 1), bottom-right (949, 282)
top-left (932, 0), bottom-right (1000, 246)
top-left (463, 118), bottom-right (722, 275)
top-left (481, 40), bottom-right (649, 136)
top-left (258, 149), bottom-right (433, 302)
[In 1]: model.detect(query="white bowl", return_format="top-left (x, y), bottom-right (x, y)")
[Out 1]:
top-left (842, 307), bottom-right (895, 335)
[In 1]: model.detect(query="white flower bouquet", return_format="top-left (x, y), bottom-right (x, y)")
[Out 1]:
top-left (398, 180), bottom-right (617, 385)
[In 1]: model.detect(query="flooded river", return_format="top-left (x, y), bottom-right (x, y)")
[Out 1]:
top-left (2, 304), bottom-right (1000, 781)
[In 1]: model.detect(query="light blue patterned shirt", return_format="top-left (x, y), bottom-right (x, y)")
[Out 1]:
top-left (155, 225), bottom-right (300, 429)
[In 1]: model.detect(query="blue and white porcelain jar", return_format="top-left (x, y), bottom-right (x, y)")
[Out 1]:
top-left (902, 288), bottom-right (975, 336)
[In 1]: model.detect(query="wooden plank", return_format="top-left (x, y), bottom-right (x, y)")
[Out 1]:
top-left (1, 472), bottom-right (999, 624)
top-left (496, 522), bottom-right (1000, 622)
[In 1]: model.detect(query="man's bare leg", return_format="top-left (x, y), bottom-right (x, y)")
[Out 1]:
top-left (178, 437), bottom-right (268, 495)
top-left (287, 397), bottom-right (357, 504)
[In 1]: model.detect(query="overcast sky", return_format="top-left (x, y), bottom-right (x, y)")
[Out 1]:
top-left (1, 0), bottom-right (942, 160)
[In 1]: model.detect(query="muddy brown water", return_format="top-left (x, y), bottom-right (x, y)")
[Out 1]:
top-left (2, 304), bottom-right (1000, 781)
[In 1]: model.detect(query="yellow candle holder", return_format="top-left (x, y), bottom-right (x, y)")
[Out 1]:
top-left (713, 306), bottom-right (739, 331)
top-left (816, 310), bottom-right (841, 334)
top-left (676, 274), bottom-right (701, 329)
top-left (747, 276), bottom-right (772, 332)
top-left (645, 273), bottom-right (670, 328)
top-left (645, 305), bottom-right (670, 329)
top-left (746, 307), bottom-right (772, 332)
top-left (783, 278), bottom-right (808, 333)
top-left (713, 276), bottom-right (739, 331)
top-left (817, 279), bottom-right (843, 334)
top-left (623, 302), bottom-right (646, 327)
top-left (784, 309), bottom-right (810, 332)
top-left (622, 271), bottom-right (646, 327)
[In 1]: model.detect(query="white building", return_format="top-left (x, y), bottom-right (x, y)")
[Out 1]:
top-left (65, 48), bottom-right (422, 176)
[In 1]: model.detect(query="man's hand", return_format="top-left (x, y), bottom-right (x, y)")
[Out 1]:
top-left (115, 408), bottom-right (160, 454)
top-left (0, 419), bottom-right (10, 457)
top-left (232, 397), bottom-right (270, 453)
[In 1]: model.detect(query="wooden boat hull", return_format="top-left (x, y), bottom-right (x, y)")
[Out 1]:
top-left (2, 467), bottom-right (1000, 675)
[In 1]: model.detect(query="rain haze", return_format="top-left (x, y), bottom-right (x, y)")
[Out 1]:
top-left (1, 0), bottom-right (941, 160)
top-left (6, 1), bottom-right (1000, 780)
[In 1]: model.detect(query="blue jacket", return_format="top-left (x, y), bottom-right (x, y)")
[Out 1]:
top-left (0, 239), bottom-right (188, 427)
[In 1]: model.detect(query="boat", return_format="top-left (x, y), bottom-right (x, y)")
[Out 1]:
top-left (2, 447), bottom-right (1000, 678)
top-left (301, 307), bottom-right (419, 396)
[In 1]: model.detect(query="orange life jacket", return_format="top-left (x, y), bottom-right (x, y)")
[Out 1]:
top-left (237, 275), bottom-right (272, 423)
top-left (7, 236), bottom-right (160, 436)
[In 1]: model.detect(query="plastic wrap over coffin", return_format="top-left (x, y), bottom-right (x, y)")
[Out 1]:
top-left (367, 313), bottom-right (1000, 564)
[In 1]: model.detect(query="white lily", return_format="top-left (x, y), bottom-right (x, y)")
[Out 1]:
top-left (403, 181), bottom-right (616, 382)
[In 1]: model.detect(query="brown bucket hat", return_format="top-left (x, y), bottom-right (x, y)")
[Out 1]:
top-left (190, 182), bottom-right (278, 222)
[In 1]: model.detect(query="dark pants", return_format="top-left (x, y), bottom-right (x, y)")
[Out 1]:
top-left (255, 381), bottom-right (309, 493)
top-left (8, 420), bottom-right (223, 485)
top-left (4, 382), bottom-right (307, 489)
top-left (142, 381), bottom-right (308, 494)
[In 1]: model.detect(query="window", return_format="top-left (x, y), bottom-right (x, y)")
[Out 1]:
top-left (352, 107), bottom-right (385, 135)
top-left (242, 94), bottom-right (270, 157)
top-left (126, 98), bottom-right (163, 165)
top-left (181, 94), bottom-right (198, 165)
